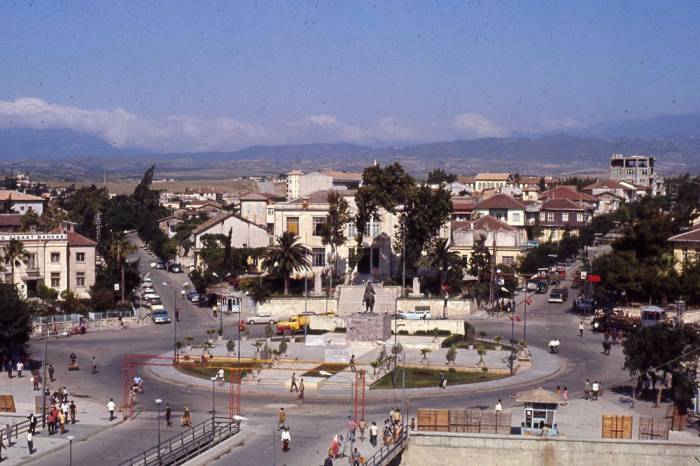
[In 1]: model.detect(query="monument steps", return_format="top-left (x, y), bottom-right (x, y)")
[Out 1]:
top-left (337, 284), bottom-right (399, 315)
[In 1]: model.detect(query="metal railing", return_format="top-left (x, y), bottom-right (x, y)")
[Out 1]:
top-left (364, 427), bottom-right (409, 466)
top-left (118, 416), bottom-right (239, 466)
top-left (0, 415), bottom-right (43, 443)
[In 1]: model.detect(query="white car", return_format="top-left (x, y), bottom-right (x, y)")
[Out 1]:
top-left (152, 310), bottom-right (171, 324)
top-left (246, 315), bottom-right (278, 325)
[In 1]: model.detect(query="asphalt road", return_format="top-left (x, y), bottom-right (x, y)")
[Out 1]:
top-left (26, 243), bottom-right (626, 465)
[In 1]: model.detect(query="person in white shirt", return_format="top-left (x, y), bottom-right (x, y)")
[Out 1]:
top-left (107, 398), bottom-right (116, 421)
top-left (16, 361), bottom-right (24, 378)
top-left (369, 421), bottom-right (379, 447)
top-left (495, 399), bottom-right (503, 412)
top-left (280, 427), bottom-right (291, 452)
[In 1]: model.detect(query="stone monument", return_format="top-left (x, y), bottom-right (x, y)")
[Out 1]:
top-left (409, 277), bottom-right (422, 298)
top-left (346, 313), bottom-right (391, 342)
top-left (311, 273), bottom-right (324, 296)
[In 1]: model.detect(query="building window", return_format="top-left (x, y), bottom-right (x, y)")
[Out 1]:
top-left (547, 212), bottom-right (554, 222)
top-left (285, 217), bottom-right (299, 235)
top-left (347, 222), bottom-right (357, 238)
top-left (312, 248), bottom-right (326, 267)
top-left (312, 217), bottom-right (325, 237)
top-left (562, 212), bottom-right (569, 222)
top-left (51, 272), bottom-right (60, 288)
top-left (512, 212), bottom-right (520, 222)
top-left (364, 221), bottom-right (380, 238)
top-left (76, 252), bottom-right (85, 263)
top-left (502, 256), bottom-right (514, 266)
top-left (539, 212), bottom-right (545, 221)
top-left (76, 272), bottom-right (85, 287)
top-left (577, 213), bottom-right (584, 222)
top-left (51, 252), bottom-right (60, 263)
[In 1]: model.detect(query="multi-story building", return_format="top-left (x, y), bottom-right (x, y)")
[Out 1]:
top-left (473, 173), bottom-right (512, 192)
top-left (0, 230), bottom-right (97, 299)
top-left (473, 194), bottom-right (526, 227)
top-left (451, 216), bottom-right (527, 267)
top-left (609, 154), bottom-right (655, 187)
top-left (286, 170), bottom-right (303, 200)
top-left (0, 190), bottom-right (45, 216)
top-left (537, 199), bottom-right (591, 242)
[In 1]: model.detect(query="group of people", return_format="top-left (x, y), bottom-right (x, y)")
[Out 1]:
top-left (46, 400), bottom-right (77, 435)
top-left (584, 379), bottom-right (602, 401)
top-left (3, 358), bottom-right (25, 378)
top-left (289, 372), bottom-right (305, 399)
top-left (547, 338), bottom-right (561, 353)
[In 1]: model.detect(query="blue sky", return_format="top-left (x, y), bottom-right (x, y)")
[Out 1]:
top-left (0, 0), bottom-right (698, 151)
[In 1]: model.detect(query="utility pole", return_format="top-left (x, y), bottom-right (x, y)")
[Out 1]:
top-left (41, 324), bottom-right (48, 428)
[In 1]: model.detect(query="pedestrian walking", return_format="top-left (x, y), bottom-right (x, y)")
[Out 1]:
top-left (495, 399), bottom-right (503, 412)
top-left (165, 404), bottom-right (172, 426)
top-left (63, 387), bottom-right (69, 403)
top-left (91, 356), bottom-right (98, 374)
top-left (369, 421), bottom-right (378, 447)
top-left (438, 371), bottom-right (446, 389)
top-left (584, 379), bottom-right (591, 400)
top-left (278, 407), bottom-right (287, 429)
top-left (47, 409), bottom-right (55, 435)
top-left (548, 339), bottom-right (554, 353)
top-left (358, 418), bottom-right (366, 441)
top-left (6, 360), bottom-right (13, 378)
top-left (555, 386), bottom-right (561, 396)
top-left (28, 414), bottom-right (36, 434)
top-left (410, 418), bottom-right (416, 431)
top-left (181, 407), bottom-right (192, 427)
top-left (281, 427), bottom-right (291, 452)
top-left (58, 410), bottom-right (66, 434)
top-left (107, 398), bottom-right (116, 421)
top-left (349, 354), bottom-right (356, 372)
top-left (592, 381), bottom-right (600, 401)
top-left (26, 431), bottom-right (33, 454)
top-left (554, 339), bottom-right (560, 353)
top-left (31, 375), bottom-right (38, 391)
top-left (48, 364), bottom-right (55, 382)
top-left (16, 361), bottom-right (23, 378)
top-left (350, 447), bottom-right (361, 466)
top-left (563, 387), bottom-right (569, 405)
top-left (578, 321), bottom-right (584, 337)
top-left (324, 454), bottom-right (334, 466)
top-left (70, 401), bottom-right (77, 424)
top-left (298, 378), bottom-right (304, 400)
top-left (290, 372), bottom-right (299, 392)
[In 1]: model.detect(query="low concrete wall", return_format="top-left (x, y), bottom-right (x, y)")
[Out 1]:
top-left (403, 431), bottom-right (700, 466)
top-left (257, 297), bottom-right (337, 318)
top-left (310, 315), bottom-right (465, 336)
top-left (31, 316), bottom-right (144, 337)
top-left (397, 298), bottom-right (473, 319)
top-left (393, 319), bottom-right (465, 335)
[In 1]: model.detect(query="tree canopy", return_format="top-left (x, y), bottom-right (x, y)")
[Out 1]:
top-left (0, 285), bottom-right (32, 361)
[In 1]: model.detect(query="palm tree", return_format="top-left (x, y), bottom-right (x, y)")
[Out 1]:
top-left (262, 232), bottom-right (310, 295)
top-left (417, 238), bottom-right (463, 288)
top-left (2, 239), bottom-right (28, 286)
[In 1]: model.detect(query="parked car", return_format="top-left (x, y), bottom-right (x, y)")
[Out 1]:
top-left (151, 310), bottom-right (171, 324)
top-left (398, 308), bottom-right (432, 320)
top-left (574, 296), bottom-right (596, 313)
top-left (246, 314), bottom-right (278, 325)
top-left (186, 291), bottom-right (200, 303)
top-left (548, 288), bottom-right (569, 303)
top-left (148, 299), bottom-right (163, 308)
top-left (535, 281), bottom-right (549, 294)
top-left (168, 262), bottom-right (184, 273)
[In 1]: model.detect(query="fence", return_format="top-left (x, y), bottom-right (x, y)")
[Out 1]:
top-left (364, 426), bottom-right (409, 466)
top-left (118, 416), bottom-right (239, 466)
top-left (0, 415), bottom-right (43, 443)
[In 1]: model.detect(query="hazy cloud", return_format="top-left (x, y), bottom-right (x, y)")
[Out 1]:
top-left (0, 97), bottom-right (524, 151)
top-left (452, 113), bottom-right (509, 138)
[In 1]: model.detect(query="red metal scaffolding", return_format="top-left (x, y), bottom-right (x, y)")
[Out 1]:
top-left (353, 369), bottom-right (366, 420)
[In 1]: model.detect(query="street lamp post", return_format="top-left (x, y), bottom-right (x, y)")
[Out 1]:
top-left (210, 376), bottom-right (217, 432)
top-left (155, 399), bottom-right (162, 465)
top-left (164, 283), bottom-right (178, 362)
top-left (41, 324), bottom-right (48, 428)
top-left (67, 435), bottom-right (74, 466)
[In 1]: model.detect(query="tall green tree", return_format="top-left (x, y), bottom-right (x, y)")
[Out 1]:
top-left (20, 210), bottom-right (41, 232)
top-left (417, 238), bottom-right (463, 288)
top-left (468, 235), bottom-right (492, 284)
top-left (0, 285), bottom-right (32, 361)
top-left (321, 191), bottom-right (351, 286)
top-left (262, 232), bottom-right (310, 295)
top-left (426, 169), bottom-right (457, 185)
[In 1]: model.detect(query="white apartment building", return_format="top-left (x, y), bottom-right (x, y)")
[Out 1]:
top-left (0, 190), bottom-right (45, 216)
top-left (0, 230), bottom-right (97, 299)
top-left (609, 154), bottom-right (655, 187)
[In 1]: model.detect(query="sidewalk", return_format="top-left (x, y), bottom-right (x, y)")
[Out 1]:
top-left (0, 367), bottom-right (120, 465)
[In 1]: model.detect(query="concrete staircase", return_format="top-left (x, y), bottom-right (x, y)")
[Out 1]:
top-left (337, 283), bottom-right (400, 315)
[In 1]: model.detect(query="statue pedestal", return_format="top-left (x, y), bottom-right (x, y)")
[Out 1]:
top-left (346, 313), bottom-right (391, 343)
top-left (408, 277), bottom-right (423, 298)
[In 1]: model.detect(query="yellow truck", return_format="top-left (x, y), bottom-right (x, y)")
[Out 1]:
top-left (276, 315), bottom-right (311, 334)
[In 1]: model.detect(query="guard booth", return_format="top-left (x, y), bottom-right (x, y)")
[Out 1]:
top-left (640, 305), bottom-right (667, 328)
top-left (516, 388), bottom-right (561, 436)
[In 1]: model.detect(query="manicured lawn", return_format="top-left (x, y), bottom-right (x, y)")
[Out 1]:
top-left (175, 361), bottom-right (262, 382)
top-left (302, 363), bottom-right (349, 378)
top-left (371, 367), bottom-right (508, 389)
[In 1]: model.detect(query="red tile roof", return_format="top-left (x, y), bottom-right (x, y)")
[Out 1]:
top-left (540, 186), bottom-right (598, 202)
top-left (541, 198), bottom-right (585, 211)
top-left (452, 215), bottom-right (515, 232)
top-left (668, 227), bottom-right (700, 244)
top-left (582, 179), bottom-right (628, 191)
top-left (0, 190), bottom-right (44, 202)
top-left (50, 228), bottom-right (97, 246)
top-left (451, 198), bottom-right (476, 212)
top-left (473, 194), bottom-right (525, 210)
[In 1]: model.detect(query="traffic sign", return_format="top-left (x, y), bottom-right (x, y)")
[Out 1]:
top-left (580, 271), bottom-right (587, 280)
top-left (587, 274), bottom-right (601, 283)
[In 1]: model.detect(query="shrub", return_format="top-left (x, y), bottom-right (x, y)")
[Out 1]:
top-left (414, 330), bottom-right (427, 335)
top-left (278, 339), bottom-right (288, 356)
top-left (494, 336), bottom-right (502, 343)
top-left (446, 345), bottom-right (457, 365)
top-left (441, 334), bottom-right (462, 348)
top-left (463, 322), bottom-right (475, 342)
top-left (448, 367), bottom-right (456, 373)
top-left (398, 330), bottom-right (409, 335)
top-left (226, 339), bottom-right (235, 353)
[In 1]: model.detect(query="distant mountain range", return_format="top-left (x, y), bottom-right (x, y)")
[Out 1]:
top-left (1, 112), bottom-right (699, 180)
